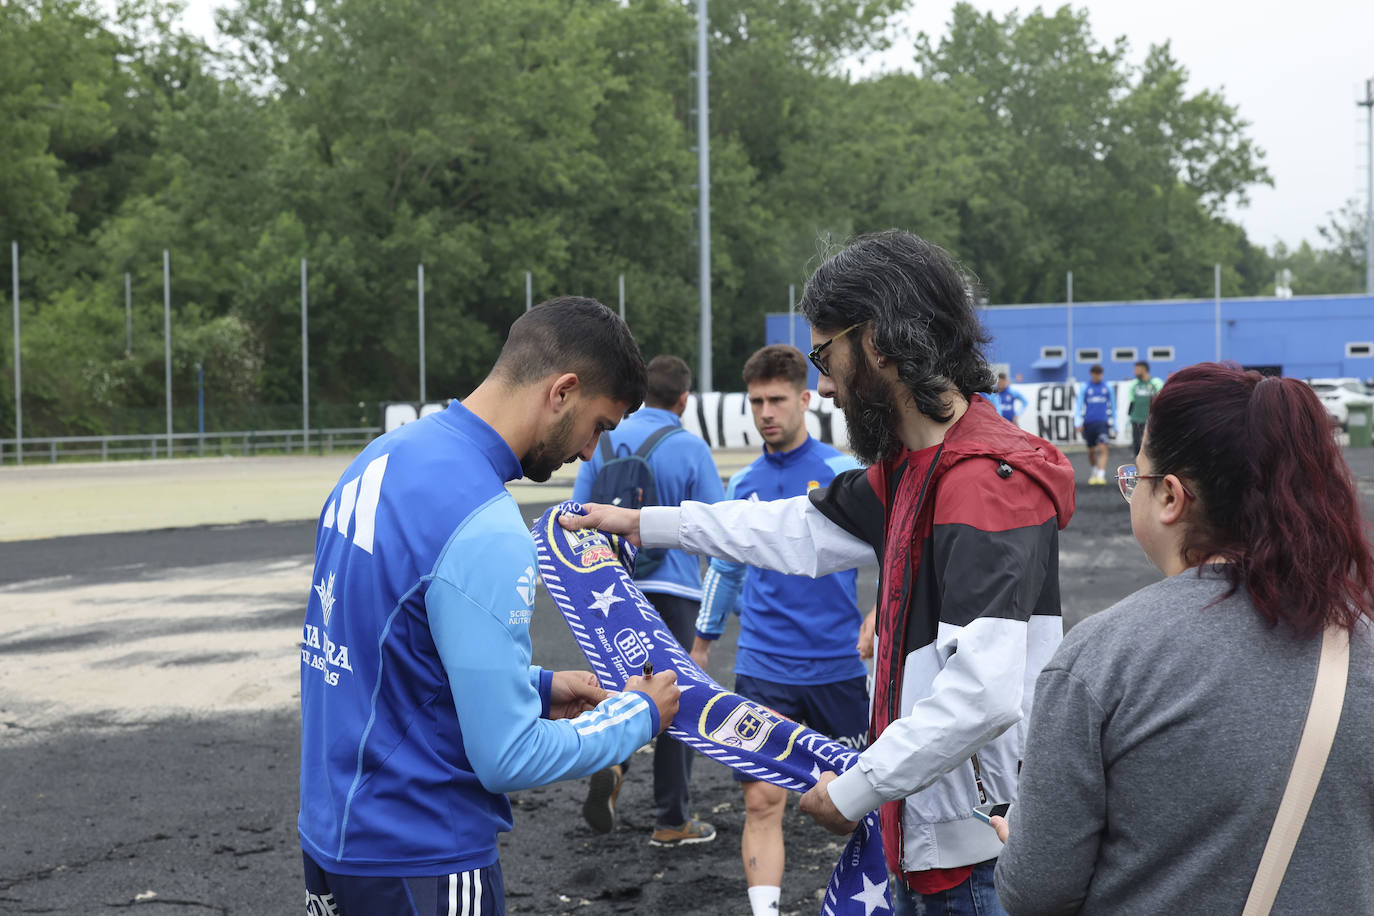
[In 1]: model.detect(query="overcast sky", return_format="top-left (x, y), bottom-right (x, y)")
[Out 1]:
top-left (175, 0), bottom-right (1374, 250)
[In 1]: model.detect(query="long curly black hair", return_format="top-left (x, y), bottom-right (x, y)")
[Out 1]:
top-left (800, 231), bottom-right (994, 423)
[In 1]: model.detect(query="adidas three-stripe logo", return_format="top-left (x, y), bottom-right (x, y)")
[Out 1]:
top-left (321, 454), bottom-right (389, 554)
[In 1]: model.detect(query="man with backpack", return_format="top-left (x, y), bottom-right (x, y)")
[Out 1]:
top-left (571, 354), bottom-right (725, 846)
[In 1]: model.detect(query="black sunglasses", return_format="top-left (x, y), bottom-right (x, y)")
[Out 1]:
top-left (807, 323), bottom-right (865, 377)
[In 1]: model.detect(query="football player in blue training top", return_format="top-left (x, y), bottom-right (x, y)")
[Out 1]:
top-left (983, 371), bottom-right (1027, 424)
top-left (1074, 363), bottom-right (1116, 485)
top-left (298, 297), bottom-right (681, 916)
top-left (690, 345), bottom-right (869, 916)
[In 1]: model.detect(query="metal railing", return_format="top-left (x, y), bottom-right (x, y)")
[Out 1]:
top-left (0, 427), bottom-right (380, 465)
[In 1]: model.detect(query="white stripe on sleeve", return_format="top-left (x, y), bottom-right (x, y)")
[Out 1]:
top-left (570, 692), bottom-right (641, 732)
top-left (576, 698), bottom-right (648, 736)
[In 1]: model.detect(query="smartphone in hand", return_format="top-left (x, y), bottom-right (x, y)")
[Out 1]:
top-left (972, 802), bottom-right (1012, 825)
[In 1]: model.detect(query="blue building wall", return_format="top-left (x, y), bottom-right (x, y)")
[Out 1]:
top-left (764, 313), bottom-right (823, 388)
top-left (769, 295), bottom-right (1374, 386)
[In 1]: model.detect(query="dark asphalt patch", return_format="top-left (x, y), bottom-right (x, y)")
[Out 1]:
top-left (0, 520), bottom-right (316, 587)
top-left (0, 604), bottom-right (304, 656)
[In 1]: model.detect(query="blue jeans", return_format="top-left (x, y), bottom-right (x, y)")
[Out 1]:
top-left (890, 860), bottom-right (1007, 916)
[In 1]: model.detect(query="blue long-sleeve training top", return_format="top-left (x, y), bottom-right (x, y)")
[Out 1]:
top-left (298, 400), bottom-right (658, 877)
top-left (1074, 380), bottom-right (1116, 426)
top-left (982, 387), bottom-right (1028, 422)
top-left (694, 436), bottom-right (867, 685)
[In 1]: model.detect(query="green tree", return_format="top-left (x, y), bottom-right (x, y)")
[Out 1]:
top-left (1271, 200), bottom-right (1368, 295)
top-left (916, 4), bottom-right (1271, 303)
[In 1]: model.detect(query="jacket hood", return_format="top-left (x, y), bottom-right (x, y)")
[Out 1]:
top-left (937, 395), bottom-right (1077, 530)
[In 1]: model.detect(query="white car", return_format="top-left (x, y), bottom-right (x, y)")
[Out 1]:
top-left (1306, 378), bottom-right (1371, 429)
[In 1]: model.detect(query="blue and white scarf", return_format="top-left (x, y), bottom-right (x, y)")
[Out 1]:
top-left (532, 503), bottom-right (891, 916)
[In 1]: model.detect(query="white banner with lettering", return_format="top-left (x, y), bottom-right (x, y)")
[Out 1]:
top-left (382, 382), bottom-right (1136, 449)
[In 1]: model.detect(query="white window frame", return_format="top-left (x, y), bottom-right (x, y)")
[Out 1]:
top-left (1076, 347), bottom-right (1102, 363)
top-left (1040, 345), bottom-right (1066, 361)
top-left (1346, 341), bottom-right (1373, 358)
top-left (1148, 346), bottom-right (1175, 362)
top-left (1112, 346), bottom-right (1138, 363)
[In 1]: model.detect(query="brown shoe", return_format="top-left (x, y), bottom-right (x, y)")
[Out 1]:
top-left (582, 764), bottom-right (624, 834)
top-left (648, 818), bottom-right (717, 847)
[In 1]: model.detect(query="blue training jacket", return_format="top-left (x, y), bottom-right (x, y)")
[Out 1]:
top-left (1074, 381), bottom-right (1116, 426)
top-left (298, 400), bottom-right (658, 877)
top-left (572, 406), bottom-right (725, 601)
top-left (695, 437), bottom-right (868, 685)
top-left (981, 387), bottom-right (1028, 422)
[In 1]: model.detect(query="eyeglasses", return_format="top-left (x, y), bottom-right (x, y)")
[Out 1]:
top-left (808, 322), bottom-right (866, 377)
top-left (1115, 464), bottom-right (1196, 503)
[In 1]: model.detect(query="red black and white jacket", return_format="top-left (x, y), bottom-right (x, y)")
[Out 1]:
top-left (639, 394), bottom-right (1076, 875)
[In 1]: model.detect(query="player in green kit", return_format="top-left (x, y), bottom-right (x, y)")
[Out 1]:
top-left (1127, 360), bottom-right (1163, 457)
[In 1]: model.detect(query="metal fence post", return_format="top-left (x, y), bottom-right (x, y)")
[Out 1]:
top-left (418, 263), bottom-right (426, 403)
top-left (11, 241), bottom-right (21, 465)
top-left (163, 249), bottom-right (172, 457)
top-left (1214, 263), bottom-right (1222, 361)
top-left (302, 258), bottom-right (310, 451)
top-left (788, 284), bottom-right (795, 348)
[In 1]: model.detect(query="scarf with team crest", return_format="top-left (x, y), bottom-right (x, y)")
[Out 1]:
top-left (531, 502), bottom-right (891, 916)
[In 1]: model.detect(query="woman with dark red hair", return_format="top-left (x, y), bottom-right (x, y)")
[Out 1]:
top-left (990, 363), bottom-right (1374, 914)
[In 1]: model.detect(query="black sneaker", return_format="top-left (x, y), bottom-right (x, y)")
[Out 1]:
top-left (582, 764), bottom-right (624, 834)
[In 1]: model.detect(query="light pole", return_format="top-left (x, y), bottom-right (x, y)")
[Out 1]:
top-left (696, 0), bottom-right (712, 392)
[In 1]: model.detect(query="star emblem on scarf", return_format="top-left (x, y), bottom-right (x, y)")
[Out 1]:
top-left (588, 584), bottom-right (623, 617)
top-left (851, 873), bottom-right (889, 916)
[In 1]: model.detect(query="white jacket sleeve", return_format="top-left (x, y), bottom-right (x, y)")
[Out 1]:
top-left (828, 617), bottom-right (1027, 819)
top-left (640, 496), bottom-right (877, 577)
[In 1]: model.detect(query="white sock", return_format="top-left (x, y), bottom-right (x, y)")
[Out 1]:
top-left (748, 885), bottom-right (781, 916)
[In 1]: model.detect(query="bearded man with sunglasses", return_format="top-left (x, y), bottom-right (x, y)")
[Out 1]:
top-left (563, 231), bottom-right (1076, 914)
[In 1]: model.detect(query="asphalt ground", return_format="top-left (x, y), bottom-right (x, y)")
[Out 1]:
top-left (3, 447), bottom-right (1372, 915)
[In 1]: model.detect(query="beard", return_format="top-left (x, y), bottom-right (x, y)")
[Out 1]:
top-left (521, 410), bottom-right (577, 482)
top-left (838, 354), bottom-right (901, 465)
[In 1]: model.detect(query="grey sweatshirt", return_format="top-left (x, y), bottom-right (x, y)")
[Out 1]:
top-left (994, 568), bottom-right (1374, 915)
